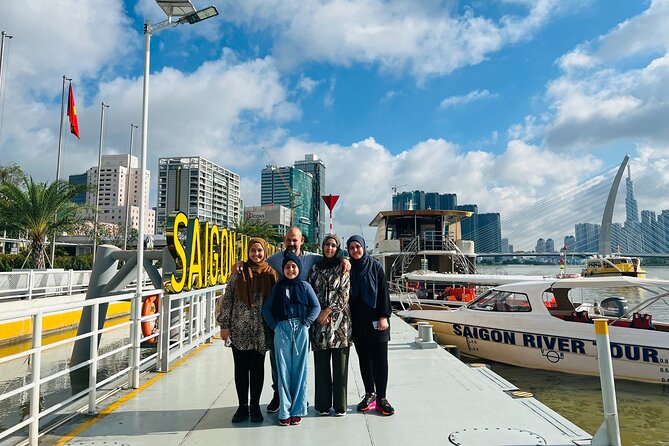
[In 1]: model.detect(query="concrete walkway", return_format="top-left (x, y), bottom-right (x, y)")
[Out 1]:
top-left (45, 318), bottom-right (591, 446)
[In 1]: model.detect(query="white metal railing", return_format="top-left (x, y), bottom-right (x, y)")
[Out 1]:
top-left (0, 283), bottom-right (223, 445)
top-left (0, 270), bottom-right (157, 301)
top-left (0, 270), bottom-right (92, 301)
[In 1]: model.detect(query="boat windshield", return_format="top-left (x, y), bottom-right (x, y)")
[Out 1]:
top-left (467, 289), bottom-right (532, 312)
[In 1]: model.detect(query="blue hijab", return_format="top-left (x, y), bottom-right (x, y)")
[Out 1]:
top-left (347, 235), bottom-right (377, 308)
top-left (271, 252), bottom-right (309, 321)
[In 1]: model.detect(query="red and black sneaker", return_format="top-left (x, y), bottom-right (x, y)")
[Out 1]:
top-left (278, 418), bottom-right (291, 426)
top-left (375, 398), bottom-right (395, 416)
top-left (356, 393), bottom-right (376, 411)
top-left (290, 416), bottom-right (302, 425)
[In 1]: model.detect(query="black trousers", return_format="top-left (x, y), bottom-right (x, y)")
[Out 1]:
top-left (354, 341), bottom-right (388, 398)
top-left (231, 346), bottom-right (265, 406)
top-left (313, 347), bottom-right (350, 413)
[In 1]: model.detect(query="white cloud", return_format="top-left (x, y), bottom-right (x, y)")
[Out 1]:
top-left (296, 75), bottom-right (321, 94)
top-left (219, 0), bottom-right (568, 81)
top-left (440, 89), bottom-right (496, 109)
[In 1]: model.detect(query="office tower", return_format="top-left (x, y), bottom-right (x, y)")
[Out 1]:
top-left (476, 213), bottom-right (501, 253)
top-left (425, 192), bottom-right (440, 210)
top-left (440, 193), bottom-right (457, 211)
top-left (294, 154), bottom-right (326, 244)
top-left (574, 223), bottom-right (600, 252)
top-left (535, 238), bottom-right (546, 253)
top-left (640, 209), bottom-right (658, 253)
top-left (545, 238), bottom-right (555, 253)
top-left (81, 154), bottom-right (155, 234)
top-left (392, 191), bottom-right (412, 210)
top-left (68, 173), bottom-right (88, 204)
top-left (156, 157), bottom-right (240, 233)
top-left (457, 204), bottom-right (478, 249)
top-left (611, 223), bottom-right (626, 252)
top-left (564, 235), bottom-right (576, 253)
top-left (261, 165), bottom-right (314, 242)
top-left (625, 166), bottom-right (639, 225)
top-left (244, 205), bottom-right (291, 237)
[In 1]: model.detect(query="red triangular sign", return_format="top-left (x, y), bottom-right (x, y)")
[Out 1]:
top-left (321, 195), bottom-right (340, 211)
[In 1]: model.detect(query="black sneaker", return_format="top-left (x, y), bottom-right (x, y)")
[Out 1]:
top-left (267, 392), bottom-right (280, 413)
top-left (231, 405), bottom-right (249, 423)
top-left (375, 398), bottom-right (395, 416)
top-left (250, 405), bottom-right (264, 423)
top-left (356, 392), bottom-right (376, 411)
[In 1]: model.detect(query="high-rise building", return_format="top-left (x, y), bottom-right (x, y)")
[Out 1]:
top-left (625, 165), bottom-right (639, 225)
top-left (440, 193), bottom-right (457, 211)
top-left (261, 165), bottom-right (314, 242)
top-left (457, 204), bottom-right (478, 248)
top-left (68, 173), bottom-right (88, 204)
top-left (640, 209), bottom-right (658, 253)
top-left (545, 238), bottom-right (555, 252)
top-left (425, 192), bottom-right (440, 210)
top-left (564, 235), bottom-right (576, 252)
top-left (79, 154), bottom-right (155, 234)
top-left (294, 154), bottom-right (326, 244)
top-left (476, 213), bottom-right (501, 253)
top-left (156, 157), bottom-right (241, 233)
top-left (575, 223), bottom-right (600, 252)
top-left (535, 238), bottom-right (546, 253)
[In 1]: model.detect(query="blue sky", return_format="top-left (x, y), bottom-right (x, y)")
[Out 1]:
top-left (2, 0), bottom-right (669, 249)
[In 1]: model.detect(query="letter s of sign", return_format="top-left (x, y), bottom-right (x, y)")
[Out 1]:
top-left (165, 212), bottom-right (188, 293)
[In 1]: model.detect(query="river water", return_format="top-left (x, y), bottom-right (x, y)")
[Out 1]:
top-left (476, 264), bottom-right (669, 446)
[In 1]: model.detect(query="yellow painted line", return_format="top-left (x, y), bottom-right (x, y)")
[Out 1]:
top-left (55, 344), bottom-right (210, 446)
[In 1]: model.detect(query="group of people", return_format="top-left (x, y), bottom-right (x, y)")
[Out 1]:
top-left (216, 227), bottom-right (394, 427)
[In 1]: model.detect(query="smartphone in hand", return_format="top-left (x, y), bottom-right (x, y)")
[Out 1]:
top-left (372, 321), bottom-right (379, 329)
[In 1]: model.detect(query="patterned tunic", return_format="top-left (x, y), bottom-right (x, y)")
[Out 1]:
top-left (308, 264), bottom-right (351, 350)
top-left (216, 275), bottom-right (272, 354)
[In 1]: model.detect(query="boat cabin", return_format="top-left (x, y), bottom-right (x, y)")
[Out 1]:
top-left (369, 209), bottom-right (476, 279)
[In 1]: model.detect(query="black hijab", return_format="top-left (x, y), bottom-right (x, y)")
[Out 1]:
top-left (346, 235), bottom-right (377, 308)
top-left (271, 252), bottom-right (309, 320)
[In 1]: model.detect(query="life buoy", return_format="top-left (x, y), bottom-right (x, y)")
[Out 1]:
top-left (141, 295), bottom-right (159, 343)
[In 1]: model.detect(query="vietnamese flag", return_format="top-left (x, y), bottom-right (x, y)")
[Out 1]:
top-left (67, 83), bottom-right (80, 139)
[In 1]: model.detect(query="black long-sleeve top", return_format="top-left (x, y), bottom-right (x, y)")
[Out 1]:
top-left (349, 260), bottom-right (392, 343)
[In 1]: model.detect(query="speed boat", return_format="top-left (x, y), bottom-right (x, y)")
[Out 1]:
top-left (398, 276), bottom-right (669, 384)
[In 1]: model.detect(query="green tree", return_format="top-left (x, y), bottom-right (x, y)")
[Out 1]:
top-left (234, 218), bottom-right (282, 243)
top-left (0, 163), bottom-right (25, 186)
top-left (0, 178), bottom-right (88, 269)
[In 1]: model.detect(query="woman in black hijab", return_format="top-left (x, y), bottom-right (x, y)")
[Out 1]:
top-left (346, 235), bottom-right (394, 416)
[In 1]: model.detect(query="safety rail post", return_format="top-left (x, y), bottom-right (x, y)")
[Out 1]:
top-left (27, 270), bottom-right (34, 300)
top-left (158, 292), bottom-right (171, 372)
top-left (68, 269), bottom-right (74, 295)
top-left (28, 312), bottom-right (42, 446)
top-left (88, 303), bottom-right (99, 413)
top-left (592, 319), bottom-right (622, 446)
top-left (178, 298), bottom-right (184, 357)
top-left (130, 291), bottom-right (142, 388)
top-left (205, 290), bottom-right (213, 342)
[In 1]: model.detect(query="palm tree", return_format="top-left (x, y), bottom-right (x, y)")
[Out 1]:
top-left (234, 217), bottom-right (282, 243)
top-left (0, 177), bottom-right (88, 269)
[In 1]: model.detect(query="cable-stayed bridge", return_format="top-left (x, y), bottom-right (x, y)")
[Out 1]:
top-left (476, 155), bottom-right (669, 257)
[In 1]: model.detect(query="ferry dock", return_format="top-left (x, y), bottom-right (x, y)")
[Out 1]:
top-left (40, 317), bottom-right (591, 446)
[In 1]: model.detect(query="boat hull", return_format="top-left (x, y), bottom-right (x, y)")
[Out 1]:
top-left (403, 310), bottom-right (669, 385)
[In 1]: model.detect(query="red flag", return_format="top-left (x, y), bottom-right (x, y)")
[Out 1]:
top-left (67, 83), bottom-right (80, 139)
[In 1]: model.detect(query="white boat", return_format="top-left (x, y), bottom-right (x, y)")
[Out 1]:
top-left (398, 276), bottom-right (669, 384)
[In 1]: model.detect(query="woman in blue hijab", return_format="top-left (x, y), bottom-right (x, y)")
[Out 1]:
top-left (262, 253), bottom-right (320, 426)
top-left (346, 235), bottom-right (394, 416)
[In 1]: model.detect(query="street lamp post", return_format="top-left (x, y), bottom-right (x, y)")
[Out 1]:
top-left (92, 102), bottom-right (109, 264)
top-left (132, 0), bottom-right (218, 388)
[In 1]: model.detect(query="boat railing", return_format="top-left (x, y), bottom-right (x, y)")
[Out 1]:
top-left (0, 283), bottom-right (222, 445)
top-left (389, 236), bottom-right (420, 282)
top-left (388, 280), bottom-right (418, 311)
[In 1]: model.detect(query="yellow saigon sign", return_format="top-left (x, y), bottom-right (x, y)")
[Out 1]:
top-left (163, 212), bottom-right (278, 294)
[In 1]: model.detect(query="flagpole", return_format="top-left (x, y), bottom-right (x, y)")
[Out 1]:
top-left (124, 123), bottom-right (138, 250)
top-left (0, 32), bottom-right (13, 99)
top-left (50, 75), bottom-right (71, 267)
top-left (92, 102), bottom-right (109, 265)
